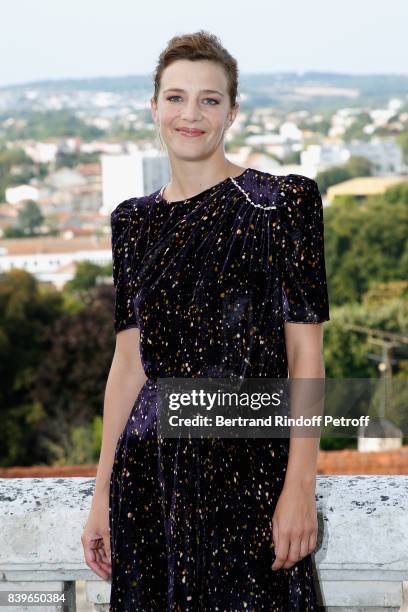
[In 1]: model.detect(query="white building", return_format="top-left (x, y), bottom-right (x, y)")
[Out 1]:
top-left (347, 138), bottom-right (404, 174)
top-left (45, 168), bottom-right (86, 190)
top-left (5, 184), bottom-right (40, 205)
top-left (100, 150), bottom-right (170, 214)
top-left (279, 121), bottom-right (302, 141)
top-left (142, 151), bottom-right (171, 195)
top-left (301, 138), bottom-right (405, 176)
top-left (301, 143), bottom-right (349, 172)
top-left (81, 141), bottom-right (123, 155)
top-left (23, 141), bottom-right (59, 164)
top-left (0, 237), bottom-right (112, 290)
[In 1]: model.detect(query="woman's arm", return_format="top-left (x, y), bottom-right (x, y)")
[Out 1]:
top-left (81, 327), bottom-right (147, 580)
top-left (271, 321), bottom-right (325, 571)
top-left (93, 327), bottom-right (147, 499)
top-left (283, 321), bottom-right (325, 490)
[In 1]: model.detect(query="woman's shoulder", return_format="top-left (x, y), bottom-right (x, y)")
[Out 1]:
top-left (111, 195), bottom-right (148, 222)
top-left (281, 172), bottom-right (320, 202)
top-left (249, 168), bottom-right (318, 200)
top-left (110, 195), bottom-right (150, 238)
top-left (245, 169), bottom-right (321, 220)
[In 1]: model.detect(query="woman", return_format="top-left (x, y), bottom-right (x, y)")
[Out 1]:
top-left (82, 30), bottom-right (330, 611)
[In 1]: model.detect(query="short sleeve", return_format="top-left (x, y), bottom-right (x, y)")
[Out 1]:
top-left (110, 198), bottom-right (146, 334)
top-left (279, 175), bottom-right (330, 324)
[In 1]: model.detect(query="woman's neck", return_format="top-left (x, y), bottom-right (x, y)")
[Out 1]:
top-left (163, 160), bottom-right (247, 202)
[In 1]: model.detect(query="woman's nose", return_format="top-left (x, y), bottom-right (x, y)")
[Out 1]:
top-left (180, 102), bottom-right (202, 121)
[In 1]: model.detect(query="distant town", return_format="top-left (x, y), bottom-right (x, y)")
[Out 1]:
top-left (0, 71), bottom-right (407, 288)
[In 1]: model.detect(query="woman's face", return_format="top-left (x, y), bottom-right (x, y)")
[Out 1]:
top-left (151, 59), bottom-right (238, 161)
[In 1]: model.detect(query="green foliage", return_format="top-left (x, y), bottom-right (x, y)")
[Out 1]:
top-left (316, 155), bottom-right (373, 194)
top-left (0, 401), bottom-right (46, 466)
top-left (0, 270), bottom-right (65, 466)
top-left (281, 151), bottom-right (301, 165)
top-left (345, 156), bottom-right (373, 177)
top-left (3, 226), bottom-right (26, 238)
top-left (46, 415), bottom-right (103, 465)
top-left (0, 270), bottom-right (115, 465)
top-left (64, 260), bottom-right (112, 291)
top-left (92, 415), bottom-right (103, 457)
top-left (16, 200), bottom-right (44, 235)
top-left (396, 127), bottom-right (408, 163)
top-left (298, 118), bottom-right (331, 135)
top-left (321, 280), bottom-right (408, 450)
top-left (320, 437), bottom-right (357, 451)
top-left (55, 151), bottom-right (101, 169)
top-left (316, 167), bottom-right (350, 195)
top-left (0, 146), bottom-right (35, 200)
top-left (324, 184), bottom-right (408, 305)
top-left (324, 281), bottom-right (408, 379)
top-left (3, 110), bottom-right (103, 141)
top-left (343, 112), bottom-right (372, 142)
top-left (24, 284), bottom-right (115, 465)
top-left (107, 124), bottom-right (155, 141)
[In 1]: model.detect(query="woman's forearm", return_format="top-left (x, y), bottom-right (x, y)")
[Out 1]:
top-left (92, 342), bottom-right (147, 501)
top-left (283, 347), bottom-right (325, 489)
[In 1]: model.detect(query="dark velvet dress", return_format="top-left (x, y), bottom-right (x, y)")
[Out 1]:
top-left (108, 167), bottom-right (330, 611)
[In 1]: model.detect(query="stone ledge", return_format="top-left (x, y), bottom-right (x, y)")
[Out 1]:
top-left (0, 475), bottom-right (407, 610)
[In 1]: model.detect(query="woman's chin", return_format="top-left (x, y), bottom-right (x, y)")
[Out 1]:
top-left (167, 146), bottom-right (211, 161)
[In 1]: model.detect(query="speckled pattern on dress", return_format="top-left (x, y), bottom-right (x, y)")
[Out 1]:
top-left (108, 168), bottom-right (330, 611)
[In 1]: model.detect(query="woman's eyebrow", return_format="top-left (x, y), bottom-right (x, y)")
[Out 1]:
top-left (162, 88), bottom-right (224, 96)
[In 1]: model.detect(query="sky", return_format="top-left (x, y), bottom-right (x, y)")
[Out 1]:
top-left (2, 0), bottom-right (408, 88)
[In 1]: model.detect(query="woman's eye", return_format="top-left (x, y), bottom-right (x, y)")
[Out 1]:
top-left (166, 96), bottom-right (219, 105)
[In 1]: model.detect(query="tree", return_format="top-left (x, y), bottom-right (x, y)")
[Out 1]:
top-left (0, 146), bottom-right (33, 200)
top-left (316, 156), bottom-right (373, 194)
top-left (343, 112), bottom-right (372, 142)
top-left (27, 285), bottom-right (116, 464)
top-left (65, 260), bottom-right (112, 291)
top-left (17, 200), bottom-right (44, 235)
top-left (0, 269), bottom-right (64, 466)
top-left (396, 127), bottom-right (408, 164)
top-left (0, 269), bottom-right (116, 466)
top-left (324, 183), bottom-right (408, 305)
top-left (321, 280), bottom-right (408, 450)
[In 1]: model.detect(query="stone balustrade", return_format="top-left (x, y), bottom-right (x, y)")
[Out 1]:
top-left (0, 476), bottom-right (408, 611)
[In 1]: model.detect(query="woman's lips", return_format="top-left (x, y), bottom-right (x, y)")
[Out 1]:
top-left (176, 128), bottom-right (205, 137)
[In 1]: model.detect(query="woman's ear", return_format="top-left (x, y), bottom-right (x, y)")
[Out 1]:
top-left (150, 97), bottom-right (158, 123)
top-left (228, 103), bottom-right (240, 127)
